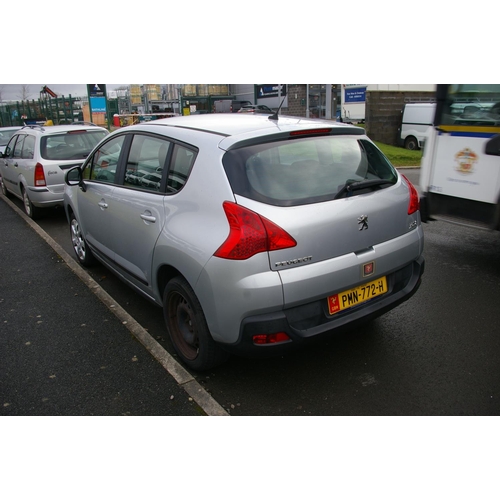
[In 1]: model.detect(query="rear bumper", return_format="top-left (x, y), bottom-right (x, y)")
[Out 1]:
top-left (221, 256), bottom-right (425, 358)
top-left (28, 184), bottom-right (65, 208)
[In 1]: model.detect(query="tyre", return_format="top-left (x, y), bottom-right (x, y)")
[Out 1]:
top-left (404, 136), bottom-right (419, 150)
top-left (70, 213), bottom-right (96, 266)
top-left (163, 276), bottom-right (229, 371)
top-left (22, 187), bottom-right (41, 219)
top-left (0, 175), bottom-right (10, 198)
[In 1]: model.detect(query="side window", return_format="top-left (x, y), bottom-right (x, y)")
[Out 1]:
top-left (167, 145), bottom-right (196, 193)
top-left (83, 134), bottom-right (126, 184)
top-left (3, 136), bottom-right (18, 158)
top-left (13, 135), bottom-right (25, 159)
top-left (124, 135), bottom-right (171, 193)
top-left (22, 135), bottom-right (35, 159)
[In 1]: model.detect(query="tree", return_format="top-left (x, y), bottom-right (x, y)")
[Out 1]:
top-left (18, 85), bottom-right (31, 101)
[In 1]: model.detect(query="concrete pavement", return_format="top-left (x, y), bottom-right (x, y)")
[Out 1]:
top-left (0, 194), bottom-right (228, 416)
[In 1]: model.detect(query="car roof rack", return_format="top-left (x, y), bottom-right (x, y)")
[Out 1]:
top-left (21, 124), bottom-right (45, 132)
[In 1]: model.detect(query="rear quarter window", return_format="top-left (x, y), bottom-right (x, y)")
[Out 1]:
top-left (166, 145), bottom-right (196, 193)
top-left (22, 135), bottom-right (35, 159)
top-left (13, 135), bottom-right (25, 159)
top-left (223, 135), bottom-right (397, 206)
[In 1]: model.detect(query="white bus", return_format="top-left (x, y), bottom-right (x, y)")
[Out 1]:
top-left (419, 84), bottom-right (500, 230)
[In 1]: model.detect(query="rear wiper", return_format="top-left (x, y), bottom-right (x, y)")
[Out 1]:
top-left (334, 179), bottom-right (395, 199)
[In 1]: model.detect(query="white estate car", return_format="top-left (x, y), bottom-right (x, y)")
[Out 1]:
top-left (1, 123), bottom-right (108, 218)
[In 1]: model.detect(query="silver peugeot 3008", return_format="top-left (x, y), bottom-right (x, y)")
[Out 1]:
top-left (64, 113), bottom-right (424, 371)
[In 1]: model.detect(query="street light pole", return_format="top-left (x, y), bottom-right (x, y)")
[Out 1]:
top-left (177, 85), bottom-right (182, 116)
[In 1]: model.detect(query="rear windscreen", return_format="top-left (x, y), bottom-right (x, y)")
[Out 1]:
top-left (41, 130), bottom-right (108, 161)
top-left (222, 135), bottom-right (397, 207)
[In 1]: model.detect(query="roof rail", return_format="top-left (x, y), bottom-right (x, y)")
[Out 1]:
top-left (21, 124), bottom-right (45, 132)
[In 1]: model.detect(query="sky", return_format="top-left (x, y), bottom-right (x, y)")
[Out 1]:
top-left (0, 84), bottom-right (129, 102)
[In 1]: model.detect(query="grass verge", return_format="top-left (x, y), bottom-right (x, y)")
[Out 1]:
top-left (375, 142), bottom-right (422, 168)
top-left (353, 123), bottom-right (422, 167)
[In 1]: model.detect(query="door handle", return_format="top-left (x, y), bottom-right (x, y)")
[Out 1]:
top-left (140, 211), bottom-right (156, 223)
top-left (98, 201), bottom-right (108, 210)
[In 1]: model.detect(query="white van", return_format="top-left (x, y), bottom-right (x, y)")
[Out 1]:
top-left (398, 102), bottom-right (436, 150)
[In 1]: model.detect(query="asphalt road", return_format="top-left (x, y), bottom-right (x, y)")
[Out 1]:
top-left (7, 169), bottom-right (500, 415)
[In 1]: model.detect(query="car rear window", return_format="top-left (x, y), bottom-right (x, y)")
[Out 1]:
top-left (222, 135), bottom-right (398, 207)
top-left (41, 130), bottom-right (108, 161)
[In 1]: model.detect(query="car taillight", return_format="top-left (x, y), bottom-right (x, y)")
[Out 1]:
top-left (214, 201), bottom-right (297, 260)
top-left (34, 163), bottom-right (46, 187)
top-left (402, 174), bottom-right (419, 215)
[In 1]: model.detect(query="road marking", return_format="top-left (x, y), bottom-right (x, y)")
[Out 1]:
top-left (1, 195), bottom-right (229, 416)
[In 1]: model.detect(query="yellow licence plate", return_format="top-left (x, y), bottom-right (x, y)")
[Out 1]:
top-left (327, 276), bottom-right (388, 315)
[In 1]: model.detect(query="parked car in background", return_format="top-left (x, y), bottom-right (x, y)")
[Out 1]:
top-left (64, 114), bottom-right (425, 371)
top-left (214, 100), bottom-right (252, 113)
top-left (125, 169), bottom-right (149, 185)
top-left (0, 127), bottom-right (22, 155)
top-left (398, 102), bottom-right (436, 150)
top-left (238, 104), bottom-right (274, 114)
top-left (0, 123), bottom-right (108, 218)
top-left (140, 172), bottom-right (162, 190)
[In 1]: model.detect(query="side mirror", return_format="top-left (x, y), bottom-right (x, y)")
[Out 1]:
top-left (65, 166), bottom-right (87, 192)
top-left (485, 134), bottom-right (500, 157)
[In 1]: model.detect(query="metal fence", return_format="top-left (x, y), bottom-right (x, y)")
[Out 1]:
top-left (0, 95), bottom-right (83, 127)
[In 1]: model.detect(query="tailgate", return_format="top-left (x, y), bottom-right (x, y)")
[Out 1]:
top-left (238, 178), bottom-right (412, 271)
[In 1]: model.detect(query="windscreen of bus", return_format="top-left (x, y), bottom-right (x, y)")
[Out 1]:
top-left (437, 84), bottom-right (500, 126)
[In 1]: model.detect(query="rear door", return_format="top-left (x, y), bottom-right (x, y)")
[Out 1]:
top-left (228, 133), bottom-right (415, 307)
top-left (41, 129), bottom-right (109, 189)
top-left (1, 133), bottom-right (26, 197)
top-left (225, 132), bottom-right (411, 268)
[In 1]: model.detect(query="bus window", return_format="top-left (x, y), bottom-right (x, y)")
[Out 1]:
top-left (436, 84), bottom-right (500, 127)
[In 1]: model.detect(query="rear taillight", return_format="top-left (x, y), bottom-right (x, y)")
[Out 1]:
top-left (402, 175), bottom-right (419, 215)
top-left (34, 163), bottom-right (46, 187)
top-left (214, 201), bottom-right (297, 260)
